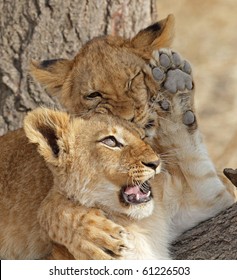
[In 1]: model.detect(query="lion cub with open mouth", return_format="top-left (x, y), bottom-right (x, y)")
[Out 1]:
top-left (0, 108), bottom-right (168, 259)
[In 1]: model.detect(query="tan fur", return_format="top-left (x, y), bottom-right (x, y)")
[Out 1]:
top-left (0, 129), bottom-right (52, 259)
top-left (0, 14), bottom-right (176, 260)
top-left (30, 14), bottom-right (235, 258)
top-left (30, 15), bottom-right (175, 131)
top-left (0, 108), bottom-right (168, 259)
top-left (1, 14), bottom-right (236, 259)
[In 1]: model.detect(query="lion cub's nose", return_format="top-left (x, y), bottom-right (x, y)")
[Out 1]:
top-left (142, 160), bottom-right (160, 171)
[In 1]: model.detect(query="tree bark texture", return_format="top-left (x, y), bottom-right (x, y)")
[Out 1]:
top-left (0, 0), bottom-right (236, 260)
top-left (0, 0), bottom-right (157, 135)
top-left (171, 203), bottom-right (237, 260)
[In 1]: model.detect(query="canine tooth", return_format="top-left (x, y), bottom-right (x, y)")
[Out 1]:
top-left (146, 191), bottom-right (151, 197)
top-left (136, 194), bottom-right (140, 200)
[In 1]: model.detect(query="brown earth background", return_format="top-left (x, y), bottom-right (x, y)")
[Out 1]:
top-left (157, 0), bottom-right (237, 162)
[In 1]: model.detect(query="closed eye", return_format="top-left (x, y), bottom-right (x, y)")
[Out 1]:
top-left (100, 136), bottom-right (124, 148)
top-left (145, 119), bottom-right (155, 129)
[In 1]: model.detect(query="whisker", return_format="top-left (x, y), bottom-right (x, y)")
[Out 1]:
top-left (157, 115), bottom-right (176, 125)
top-left (160, 169), bottom-right (168, 175)
top-left (161, 161), bottom-right (178, 167)
top-left (160, 149), bottom-right (179, 155)
top-left (140, 181), bottom-right (150, 193)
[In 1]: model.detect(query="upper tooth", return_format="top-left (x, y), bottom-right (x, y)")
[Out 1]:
top-left (146, 191), bottom-right (151, 197)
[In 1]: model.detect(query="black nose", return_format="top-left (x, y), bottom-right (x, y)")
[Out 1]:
top-left (142, 160), bottom-right (160, 171)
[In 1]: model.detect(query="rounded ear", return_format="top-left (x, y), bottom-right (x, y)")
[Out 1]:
top-left (24, 108), bottom-right (72, 165)
top-left (130, 14), bottom-right (175, 57)
top-left (30, 58), bottom-right (73, 97)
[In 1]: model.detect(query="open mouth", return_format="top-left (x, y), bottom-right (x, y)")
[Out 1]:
top-left (121, 181), bottom-right (152, 205)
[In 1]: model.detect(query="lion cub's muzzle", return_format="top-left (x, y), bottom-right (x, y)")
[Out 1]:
top-left (121, 158), bottom-right (161, 205)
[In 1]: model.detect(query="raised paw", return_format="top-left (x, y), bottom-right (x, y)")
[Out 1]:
top-left (149, 49), bottom-right (196, 130)
top-left (150, 49), bottom-right (193, 93)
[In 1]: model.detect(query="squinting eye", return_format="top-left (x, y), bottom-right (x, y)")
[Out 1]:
top-left (100, 136), bottom-right (123, 148)
top-left (145, 119), bottom-right (155, 129)
top-left (86, 92), bottom-right (102, 99)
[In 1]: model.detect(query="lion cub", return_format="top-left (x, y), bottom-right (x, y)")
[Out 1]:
top-left (0, 108), bottom-right (168, 259)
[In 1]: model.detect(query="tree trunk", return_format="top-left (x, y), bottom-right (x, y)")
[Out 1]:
top-left (0, 0), bottom-right (157, 135)
top-left (171, 203), bottom-right (237, 260)
top-left (0, 0), bottom-right (236, 260)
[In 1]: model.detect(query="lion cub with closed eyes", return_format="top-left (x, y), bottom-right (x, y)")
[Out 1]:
top-left (0, 108), bottom-right (169, 259)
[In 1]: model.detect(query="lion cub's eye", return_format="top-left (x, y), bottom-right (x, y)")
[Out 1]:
top-left (100, 136), bottom-right (123, 148)
top-left (86, 92), bottom-right (102, 99)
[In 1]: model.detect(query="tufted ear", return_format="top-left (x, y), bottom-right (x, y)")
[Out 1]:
top-left (130, 14), bottom-right (175, 57)
top-left (24, 108), bottom-right (72, 165)
top-left (30, 58), bottom-right (73, 96)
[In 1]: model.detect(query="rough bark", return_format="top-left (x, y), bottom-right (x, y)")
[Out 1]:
top-left (171, 203), bottom-right (237, 260)
top-left (0, 0), bottom-right (236, 260)
top-left (0, 0), bottom-right (156, 135)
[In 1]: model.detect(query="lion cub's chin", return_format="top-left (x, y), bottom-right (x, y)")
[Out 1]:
top-left (98, 198), bottom-right (154, 221)
top-left (119, 182), bottom-right (155, 220)
top-left (123, 199), bottom-right (155, 220)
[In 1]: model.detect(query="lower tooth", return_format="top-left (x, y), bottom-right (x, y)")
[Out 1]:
top-left (136, 194), bottom-right (140, 200)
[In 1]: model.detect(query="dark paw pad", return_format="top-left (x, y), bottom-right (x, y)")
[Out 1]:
top-left (183, 110), bottom-right (196, 126)
top-left (183, 61), bottom-right (192, 74)
top-left (172, 52), bottom-right (181, 67)
top-left (159, 100), bottom-right (170, 111)
top-left (152, 67), bottom-right (165, 81)
top-left (160, 53), bottom-right (171, 68)
top-left (164, 69), bottom-right (193, 93)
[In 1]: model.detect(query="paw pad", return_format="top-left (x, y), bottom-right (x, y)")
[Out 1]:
top-left (183, 110), bottom-right (196, 126)
top-left (149, 49), bottom-right (196, 131)
top-left (150, 50), bottom-right (193, 94)
top-left (160, 53), bottom-right (171, 68)
top-left (152, 67), bottom-right (164, 81)
top-left (183, 61), bottom-right (192, 74)
top-left (159, 100), bottom-right (170, 111)
top-left (172, 52), bottom-right (181, 67)
top-left (164, 69), bottom-right (193, 94)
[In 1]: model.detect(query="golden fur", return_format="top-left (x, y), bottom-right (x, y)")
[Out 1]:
top-left (30, 15), bottom-right (175, 134)
top-left (0, 108), bottom-right (167, 259)
top-left (0, 14), bottom-right (236, 259)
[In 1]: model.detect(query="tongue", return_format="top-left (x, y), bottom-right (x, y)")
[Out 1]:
top-left (124, 185), bottom-right (140, 195)
top-left (122, 185), bottom-right (151, 204)
top-left (124, 185), bottom-right (149, 199)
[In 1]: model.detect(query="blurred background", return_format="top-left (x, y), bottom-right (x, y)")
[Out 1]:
top-left (157, 0), bottom-right (237, 161)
